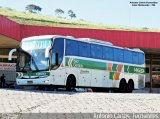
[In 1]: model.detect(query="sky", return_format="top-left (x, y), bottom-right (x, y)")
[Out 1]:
top-left (0, 0), bottom-right (159, 29)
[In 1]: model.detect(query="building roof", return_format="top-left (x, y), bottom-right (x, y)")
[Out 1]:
top-left (1, 15), bottom-right (160, 49)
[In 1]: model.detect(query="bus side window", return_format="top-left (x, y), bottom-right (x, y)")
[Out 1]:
top-left (91, 44), bottom-right (102, 59)
top-left (103, 47), bottom-right (113, 61)
top-left (114, 48), bottom-right (123, 62)
top-left (124, 50), bottom-right (132, 63)
top-left (66, 39), bottom-right (78, 56)
top-left (52, 38), bottom-right (64, 68)
top-left (132, 52), bottom-right (139, 64)
top-left (51, 53), bottom-right (58, 68)
top-left (51, 53), bottom-right (56, 66)
top-left (138, 53), bottom-right (144, 64)
top-left (79, 42), bottom-right (90, 57)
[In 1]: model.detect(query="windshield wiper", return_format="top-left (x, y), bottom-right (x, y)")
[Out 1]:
top-left (31, 57), bottom-right (39, 71)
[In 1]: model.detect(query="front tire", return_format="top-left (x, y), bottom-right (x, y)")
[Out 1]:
top-left (66, 75), bottom-right (76, 91)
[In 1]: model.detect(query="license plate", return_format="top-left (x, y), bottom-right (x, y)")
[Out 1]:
top-left (27, 81), bottom-right (33, 84)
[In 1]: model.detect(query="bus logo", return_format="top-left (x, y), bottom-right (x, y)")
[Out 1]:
top-left (36, 72), bottom-right (46, 76)
top-left (134, 67), bottom-right (145, 74)
top-left (72, 59), bottom-right (83, 68)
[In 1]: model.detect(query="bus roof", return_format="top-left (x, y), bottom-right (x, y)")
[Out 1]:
top-left (22, 35), bottom-right (144, 53)
top-left (22, 35), bottom-right (56, 41)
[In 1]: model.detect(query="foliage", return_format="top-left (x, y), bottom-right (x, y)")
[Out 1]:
top-left (68, 10), bottom-right (76, 19)
top-left (55, 8), bottom-right (65, 17)
top-left (25, 4), bottom-right (42, 13)
top-left (0, 8), bottom-right (159, 32)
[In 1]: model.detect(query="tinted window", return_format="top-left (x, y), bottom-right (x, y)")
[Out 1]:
top-left (91, 44), bottom-right (102, 59)
top-left (139, 53), bottom-right (144, 64)
top-left (124, 50), bottom-right (132, 63)
top-left (114, 48), bottom-right (123, 62)
top-left (66, 39), bottom-right (78, 56)
top-left (103, 47), bottom-right (114, 60)
top-left (132, 52), bottom-right (139, 64)
top-left (79, 42), bottom-right (90, 57)
top-left (52, 38), bottom-right (64, 66)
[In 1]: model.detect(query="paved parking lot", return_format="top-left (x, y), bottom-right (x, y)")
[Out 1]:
top-left (0, 89), bottom-right (160, 119)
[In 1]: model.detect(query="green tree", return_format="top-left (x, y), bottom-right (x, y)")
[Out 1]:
top-left (55, 8), bottom-right (65, 17)
top-left (68, 10), bottom-right (76, 19)
top-left (25, 4), bottom-right (42, 13)
top-left (35, 6), bottom-right (42, 13)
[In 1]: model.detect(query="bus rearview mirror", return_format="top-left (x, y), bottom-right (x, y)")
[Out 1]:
top-left (8, 49), bottom-right (17, 61)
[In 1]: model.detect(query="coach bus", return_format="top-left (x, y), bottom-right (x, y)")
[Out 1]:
top-left (8, 35), bottom-right (145, 92)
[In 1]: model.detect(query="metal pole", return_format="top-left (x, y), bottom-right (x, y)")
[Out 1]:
top-left (150, 54), bottom-right (152, 93)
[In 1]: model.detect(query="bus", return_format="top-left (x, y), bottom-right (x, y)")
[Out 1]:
top-left (8, 35), bottom-right (146, 92)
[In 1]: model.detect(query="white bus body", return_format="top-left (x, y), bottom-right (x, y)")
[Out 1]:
top-left (9, 35), bottom-right (146, 92)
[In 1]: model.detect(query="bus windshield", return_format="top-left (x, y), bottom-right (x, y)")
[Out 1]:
top-left (17, 49), bottom-right (49, 72)
top-left (17, 38), bottom-right (52, 72)
top-left (31, 49), bottom-right (49, 71)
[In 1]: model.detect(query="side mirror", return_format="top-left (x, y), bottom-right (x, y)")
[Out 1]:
top-left (8, 49), bottom-right (17, 61)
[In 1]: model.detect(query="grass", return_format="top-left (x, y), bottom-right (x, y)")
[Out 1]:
top-left (0, 8), bottom-right (160, 32)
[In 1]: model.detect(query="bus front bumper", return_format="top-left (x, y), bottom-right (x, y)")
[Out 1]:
top-left (16, 77), bottom-right (50, 85)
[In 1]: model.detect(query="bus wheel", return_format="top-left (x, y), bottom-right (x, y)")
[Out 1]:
top-left (127, 80), bottom-right (134, 93)
top-left (119, 79), bottom-right (127, 93)
top-left (66, 75), bottom-right (76, 91)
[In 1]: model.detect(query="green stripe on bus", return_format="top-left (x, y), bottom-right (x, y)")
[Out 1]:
top-left (71, 58), bottom-right (106, 70)
top-left (112, 64), bottom-right (118, 72)
top-left (124, 65), bottom-right (129, 73)
top-left (65, 57), bottom-right (70, 66)
top-left (128, 66), bottom-right (145, 74)
top-left (124, 65), bottom-right (145, 74)
top-left (65, 57), bottom-right (145, 74)
top-left (109, 72), bottom-right (114, 80)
